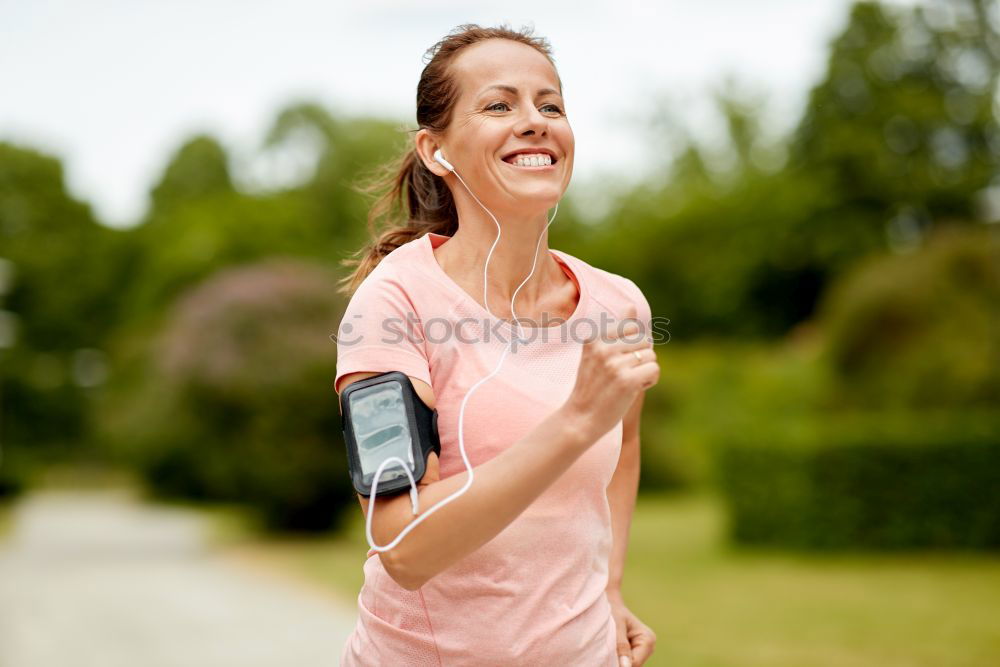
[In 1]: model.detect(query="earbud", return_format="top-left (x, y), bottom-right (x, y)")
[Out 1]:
top-left (433, 148), bottom-right (455, 172)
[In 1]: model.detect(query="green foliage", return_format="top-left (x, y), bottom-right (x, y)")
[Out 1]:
top-left (817, 224), bottom-right (1000, 409)
top-left (0, 142), bottom-right (133, 349)
top-left (0, 441), bottom-right (36, 499)
top-left (149, 135), bottom-right (235, 214)
top-left (261, 102), bottom-right (416, 251)
top-left (121, 192), bottom-right (320, 328)
top-left (638, 337), bottom-right (837, 492)
top-left (0, 141), bottom-right (133, 462)
top-left (790, 0), bottom-right (998, 261)
top-left (105, 258), bottom-right (352, 532)
top-left (576, 0), bottom-right (999, 339)
top-left (86, 104), bottom-right (420, 533)
top-left (118, 104), bottom-right (407, 332)
top-left (715, 409), bottom-right (1000, 550)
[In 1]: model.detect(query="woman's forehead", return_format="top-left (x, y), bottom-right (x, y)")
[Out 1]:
top-left (453, 42), bottom-right (559, 96)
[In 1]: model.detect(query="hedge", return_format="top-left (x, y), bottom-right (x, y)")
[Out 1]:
top-left (713, 410), bottom-right (1000, 550)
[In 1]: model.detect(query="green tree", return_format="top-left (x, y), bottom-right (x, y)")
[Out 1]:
top-left (0, 141), bottom-right (133, 467)
top-left (579, 0), bottom-right (999, 339)
top-left (789, 0), bottom-right (999, 268)
top-left (107, 258), bottom-right (350, 532)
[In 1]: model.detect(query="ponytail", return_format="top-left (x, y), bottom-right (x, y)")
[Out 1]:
top-left (337, 145), bottom-right (457, 296)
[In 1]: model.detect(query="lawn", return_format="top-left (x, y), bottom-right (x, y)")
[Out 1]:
top-left (215, 490), bottom-right (1000, 667)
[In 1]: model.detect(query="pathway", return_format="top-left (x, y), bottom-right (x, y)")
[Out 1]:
top-left (0, 488), bottom-right (357, 667)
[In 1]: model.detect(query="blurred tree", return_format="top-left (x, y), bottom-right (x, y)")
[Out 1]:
top-left (148, 135), bottom-right (235, 215)
top-left (580, 82), bottom-right (827, 338)
top-left (0, 141), bottom-right (134, 467)
top-left (116, 104), bottom-right (409, 331)
top-left (789, 0), bottom-right (999, 268)
top-left (105, 258), bottom-right (351, 532)
top-left (579, 0), bottom-right (999, 340)
top-left (260, 101), bottom-right (424, 252)
top-left (817, 223), bottom-right (1000, 410)
top-left (96, 103), bottom-right (433, 512)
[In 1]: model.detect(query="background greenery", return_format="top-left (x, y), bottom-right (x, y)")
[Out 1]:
top-left (1, 1), bottom-right (998, 663)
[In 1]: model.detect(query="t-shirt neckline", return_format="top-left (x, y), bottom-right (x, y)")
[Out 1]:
top-left (419, 231), bottom-right (589, 332)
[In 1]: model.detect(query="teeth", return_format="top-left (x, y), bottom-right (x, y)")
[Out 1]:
top-left (509, 153), bottom-right (552, 167)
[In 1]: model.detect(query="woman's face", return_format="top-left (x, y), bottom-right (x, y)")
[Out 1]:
top-left (430, 39), bottom-right (574, 213)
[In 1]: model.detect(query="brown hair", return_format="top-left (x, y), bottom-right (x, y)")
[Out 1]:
top-left (337, 23), bottom-right (561, 296)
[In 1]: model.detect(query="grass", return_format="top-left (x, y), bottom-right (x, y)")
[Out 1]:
top-left (620, 492), bottom-right (1000, 667)
top-left (214, 490), bottom-right (1000, 667)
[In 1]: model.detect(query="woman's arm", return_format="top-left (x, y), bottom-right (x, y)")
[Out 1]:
top-left (370, 409), bottom-right (593, 590)
top-left (606, 391), bottom-right (643, 596)
top-left (338, 311), bottom-right (656, 592)
top-left (340, 371), bottom-right (595, 591)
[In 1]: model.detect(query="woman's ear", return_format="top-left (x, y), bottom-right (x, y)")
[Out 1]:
top-left (415, 129), bottom-right (450, 177)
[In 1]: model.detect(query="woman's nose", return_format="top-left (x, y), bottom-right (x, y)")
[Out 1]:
top-left (513, 104), bottom-right (548, 136)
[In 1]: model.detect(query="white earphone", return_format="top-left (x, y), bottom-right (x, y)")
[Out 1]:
top-left (365, 146), bottom-right (559, 554)
top-left (433, 147), bottom-right (454, 172)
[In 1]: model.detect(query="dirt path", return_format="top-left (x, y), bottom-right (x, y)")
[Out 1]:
top-left (0, 488), bottom-right (357, 667)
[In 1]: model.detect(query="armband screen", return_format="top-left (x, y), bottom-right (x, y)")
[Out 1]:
top-left (340, 371), bottom-right (440, 497)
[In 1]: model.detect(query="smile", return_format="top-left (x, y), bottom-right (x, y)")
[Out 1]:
top-left (500, 157), bottom-right (557, 171)
top-left (500, 150), bottom-right (558, 172)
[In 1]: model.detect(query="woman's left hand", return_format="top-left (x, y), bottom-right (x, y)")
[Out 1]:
top-left (607, 591), bottom-right (657, 666)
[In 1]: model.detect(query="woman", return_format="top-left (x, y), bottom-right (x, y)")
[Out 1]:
top-left (334, 23), bottom-right (659, 667)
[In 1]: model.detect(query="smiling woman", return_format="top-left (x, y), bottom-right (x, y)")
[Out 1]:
top-left (334, 22), bottom-right (658, 667)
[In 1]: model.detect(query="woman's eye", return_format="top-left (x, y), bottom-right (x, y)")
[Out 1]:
top-left (486, 102), bottom-right (564, 114)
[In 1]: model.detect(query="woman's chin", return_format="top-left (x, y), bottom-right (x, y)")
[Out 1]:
top-left (502, 192), bottom-right (561, 214)
top-left (504, 181), bottom-right (564, 207)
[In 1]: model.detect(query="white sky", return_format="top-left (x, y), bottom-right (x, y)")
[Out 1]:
top-left (0, 0), bottom-right (918, 228)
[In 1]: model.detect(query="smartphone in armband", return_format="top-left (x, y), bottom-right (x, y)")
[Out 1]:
top-left (340, 371), bottom-right (440, 498)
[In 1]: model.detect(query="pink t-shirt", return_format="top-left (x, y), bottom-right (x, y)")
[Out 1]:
top-left (334, 231), bottom-right (652, 666)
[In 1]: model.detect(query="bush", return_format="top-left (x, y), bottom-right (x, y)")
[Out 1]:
top-left (817, 224), bottom-right (1000, 410)
top-left (0, 444), bottom-right (34, 499)
top-left (115, 257), bottom-right (352, 532)
top-left (637, 339), bottom-right (835, 492)
top-left (714, 409), bottom-right (1000, 551)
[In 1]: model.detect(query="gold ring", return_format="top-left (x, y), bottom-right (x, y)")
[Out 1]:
top-left (632, 350), bottom-right (643, 363)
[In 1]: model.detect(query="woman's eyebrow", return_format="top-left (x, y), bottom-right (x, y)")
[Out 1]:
top-left (478, 84), bottom-right (561, 98)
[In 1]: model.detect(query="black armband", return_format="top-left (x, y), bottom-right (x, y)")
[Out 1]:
top-left (340, 371), bottom-right (440, 497)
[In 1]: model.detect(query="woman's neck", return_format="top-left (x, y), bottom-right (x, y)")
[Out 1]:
top-left (433, 210), bottom-right (568, 321)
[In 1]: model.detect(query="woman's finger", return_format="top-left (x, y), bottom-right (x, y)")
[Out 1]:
top-left (612, 606), bottom-right (633, 667)
top-left (628, 624), bottom-right (656, 666)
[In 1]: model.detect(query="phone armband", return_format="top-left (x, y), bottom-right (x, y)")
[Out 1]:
top-left (340, 371), bottom-right (440, 497)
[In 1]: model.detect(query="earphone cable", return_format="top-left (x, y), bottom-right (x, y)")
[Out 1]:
top-left (365, 163), bottom-right (559, 553)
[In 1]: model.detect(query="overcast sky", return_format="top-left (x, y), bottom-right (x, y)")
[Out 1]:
top-left (1, 0), bottom-right (918, 228)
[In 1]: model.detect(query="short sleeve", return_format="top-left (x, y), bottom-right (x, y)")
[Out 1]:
top-left (620, 276), bottom-right (653, 342)
top-left (333, 269), bottom-right (432, 395)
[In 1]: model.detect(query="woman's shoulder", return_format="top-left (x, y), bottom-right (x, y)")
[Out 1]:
top-left (551, 248), bottom-right (649, 314)
top-left (370, 235), bottom-right (432, 278)
top-left (348, 235), bottom-right (437, 302)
